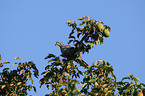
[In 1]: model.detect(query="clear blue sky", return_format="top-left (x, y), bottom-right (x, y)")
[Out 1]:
top-left (0, 0), bottom-right (145, 95)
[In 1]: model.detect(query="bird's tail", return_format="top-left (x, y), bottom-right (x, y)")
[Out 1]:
top-left (75, 57), bottom-right (89, 68)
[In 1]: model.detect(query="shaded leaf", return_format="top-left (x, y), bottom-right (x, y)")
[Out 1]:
top-left (3, 68), bottom-right (9, 71)
top-left (33, 86), bottom-right (37, 92)
top-left (68, 40), bottom-right (73, 44)
top-left (45, 54), bottom-right (55, 59)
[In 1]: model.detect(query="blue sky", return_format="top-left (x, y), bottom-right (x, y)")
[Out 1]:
top-left (0, 0), bottom-right (145, 95)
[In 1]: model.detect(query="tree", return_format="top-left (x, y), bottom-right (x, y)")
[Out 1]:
top-left (1, 16), bottom-right (145, 96)
top-left (0, 56), bottom-right (38, 96)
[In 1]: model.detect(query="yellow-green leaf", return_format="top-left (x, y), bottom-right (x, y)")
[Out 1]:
top-left (13, 63), bottom-right (18, 66)
top-left (82, 83), bottom-right (87, 88)
top-left (29, 77), bottom-right (33, 84)
top-left (77, 17), bottom-right (83, 21)
top-left (0, 54), bottom-right (2, 60)
top-left (14, 57), bottom-right (21, 60)
top-left (90, 43), bottom-right (94, 48)
top-left (20, 70), bottom-right (25, 74)
top-left (3, 61), bottom-right (10, 64)
top-left (136, 78), bottom-right (141, 82)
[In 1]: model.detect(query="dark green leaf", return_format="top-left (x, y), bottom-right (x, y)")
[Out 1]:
top-left (33, 86), bottom-right (37, 92)
top-left (69, 36), bottom-right (75, 39)
top-left (77, 33), bottom-right (82, 38)
top-left (68, 40), bottom-right (73, 44)
top-left (45, 54), bottom-right (55, 59)
top-left (3, 68), bottom-right (9, 71)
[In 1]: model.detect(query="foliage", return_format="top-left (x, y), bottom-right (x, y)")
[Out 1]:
top-left (0, 16), bottom-right (145, 96)
top-left (0, 55), bottom-right (39, 96)
top-left (40, 16), bottom-right (145, 96)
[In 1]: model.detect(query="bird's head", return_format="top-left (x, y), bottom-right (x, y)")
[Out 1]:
top-left (55, 41), bottom-right (62, 46)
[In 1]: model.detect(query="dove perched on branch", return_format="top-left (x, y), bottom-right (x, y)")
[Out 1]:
top-left (55, 41), bottom-right (89, 68)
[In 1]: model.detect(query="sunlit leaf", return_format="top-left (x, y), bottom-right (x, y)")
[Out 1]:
top-left (29, 77), bottom-right (33, 84)
top-left (127, 74), bottom-right (132, 77)
top-left (20, 70), bottom-right (25, 74)
top-left (82, 83), bottom-right (87, 88)
top-left (2, 85), bottom-right (6, 89)
top-left (17, 82), bottom-right (21, 85)
top-left (77, 17), bottom-right (83, 21)
top-left (90, 43), bottom-right (94, 48)
top-left (13, 63), bottom-right (18, 66)
top-left (136, 78), bottom-right (141, 82)
top-left (0, 54), bottom-right (2, 60)
top-left (66, 20), bottom-right (73, 24)
top-left (14, 57), bottom-right (21, 60)
top-left (44, 71), bottom-right (50, 76)
top-left (3, 61), bottom-right (10, 64)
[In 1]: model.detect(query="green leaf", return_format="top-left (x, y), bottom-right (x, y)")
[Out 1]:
top-left (66, 20), bottom-right (73, 24)
top-left (48, 59), bottom-right (55, 63)
top-left (69, 36), bottom-right (75, 39)
top-left (3, 61), bottom-right (10, 64)
top-left (90, 43), bottom-right (94, 48)
top-left (2, 85), bottom-right (6, 89)
top-left (13, 63), bottom-right (18, 66)
top-left (77, 17), bottom-right (83, 21)
top-left (136, 78), bottom-right (141, 82)
top-left (3, 67), bottom-right (9, 71)
top-left (127, 74), bottom-right (132, 77)
top-left (99, 37), bottom-right (103, 44)
top-left (29, 77), bottom-right (33, 84)
top-left (121, 77), bottom-right (130, 81)
top-left (45, 54), bottom-right (55, 59)
top-left (20, 70), bottom-right (25, 74)
top-left (82, 83), bottom-right (87, 88)
top-left (33, 86), bottom-right (37, 92)
top-left (17, 82), bottom-right (21, 85)
top-left (77, 33), bottom-right (82, 38)
top-left (0, 54), bottom-right (2, 60)
top-left (14, 57), bottom-right (21, 60)
top-left (68, 40), bottom-right (73, 44)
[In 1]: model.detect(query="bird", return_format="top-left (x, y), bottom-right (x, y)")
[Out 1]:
top-left (55, 41), bottom-right (89, 68)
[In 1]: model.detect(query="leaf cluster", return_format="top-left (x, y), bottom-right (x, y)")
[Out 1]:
top-left (0, 55), bottom-right (39, 96)
top-left (66, 16), bottom-right (111, 54)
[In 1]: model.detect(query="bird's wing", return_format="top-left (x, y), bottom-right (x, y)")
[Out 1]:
top-left (60, 45), bottom-right (74, 58)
